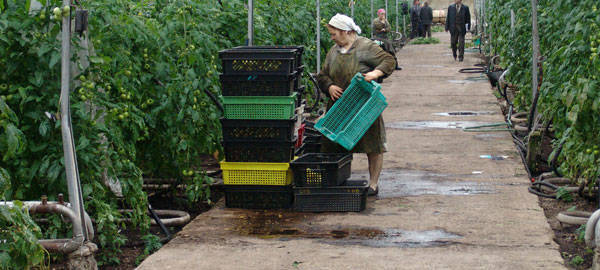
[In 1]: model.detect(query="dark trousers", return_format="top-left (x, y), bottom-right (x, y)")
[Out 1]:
top-left (450, 28), bottom-right (465, 59)
top-left (423, 24), bottom-right (432, 38)
top-left (410, 22), bottom-right (419, 38)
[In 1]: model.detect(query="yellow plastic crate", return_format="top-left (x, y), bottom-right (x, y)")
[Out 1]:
top-left (220, 161), bottom-right (293, 186)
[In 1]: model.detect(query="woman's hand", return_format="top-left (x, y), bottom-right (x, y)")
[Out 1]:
top-left (363, 70), bottom-right (385, 82)
top-left (328, 85), bottom-right (344, 100)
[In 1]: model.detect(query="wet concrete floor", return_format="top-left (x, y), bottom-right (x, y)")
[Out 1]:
top-left (387, 121), bottom-right (493, 130)
top-left (138, 31), bottom-right (564, 270)
top-left (352, 169), bottom-right (494, 198)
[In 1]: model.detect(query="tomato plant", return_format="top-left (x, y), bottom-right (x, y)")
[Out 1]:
top-left (1, 0), bottom-right (397, 267)
top-left (485, 0), bottom-right (600, 188)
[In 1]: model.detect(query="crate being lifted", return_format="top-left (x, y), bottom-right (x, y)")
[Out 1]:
top-left (315, 73), bottom-right (388, 150)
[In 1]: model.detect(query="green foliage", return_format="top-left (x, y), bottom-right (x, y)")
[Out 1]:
top-left (0, 201), bottom-right (49, 270)
top-left (570, 255), bottom-right (584, 266)
top-left (409, 37), bottom-right (440, 44)
top-left (135, 234), bottom-right (162, 265)
top-left (486, 0), bottom-right (600, 188)
top-left (1, 0), bottom-right (394, 267)
top-left (431, 25), bottom-right (444, 33)
top-left (575, 224), bottom-right (586, 243)
top-left (555, 187), bottom-right (573, 202)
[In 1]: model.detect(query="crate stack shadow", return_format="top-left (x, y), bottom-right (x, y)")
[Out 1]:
top-left (219, 46), bottom-right (305, 209)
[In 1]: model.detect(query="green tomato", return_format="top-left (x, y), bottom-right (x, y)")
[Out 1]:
top-left (209, 112), bottom-right (217, 121)
top-left (118, 114), bottom-right (125, 120)
top-left (5, 94), bottom-right (13, 101)
top-left (146, 98), bottom-right (154, 104)
top-left (120, 93), bottom-right (128, 100)
top-left (79, 75), bottom-right (86, 81)
top-left (0, 84), bottom-right (7, 90)
top-left (53, 7), bottom-right (62, 17)
top-left (594, 150), bottom-right (600, 155)
top-left (143, 54), bottom-right (148, 58)
top-left (62, 6), bottom-right (70, 15)
top-left (124, 70), bottom-right (132, 76)
top-left (145, 64), bottom-right (150, 69)
top-left (587, 148), bottom-right (592, 154)
top-left (122, 112), bottom-right (129, 117)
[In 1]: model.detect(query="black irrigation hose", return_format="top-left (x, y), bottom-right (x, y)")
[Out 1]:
top-left (528, 186), bottom-right (557, 198)
top-left (204, 89), bottom-right (224, 113)
top-left (458, 67), bottom-right (486, 74)
top-left (148, 203), bottom-right (171, 240)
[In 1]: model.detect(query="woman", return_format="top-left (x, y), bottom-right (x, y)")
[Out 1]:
top-left (317, 14), bottom-right (396, 196)
top-left (372, 9), bottom-right (391, 40)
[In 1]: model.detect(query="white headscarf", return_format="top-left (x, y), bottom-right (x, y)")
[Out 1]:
top-left (328, 13), bottom-right (362, 34)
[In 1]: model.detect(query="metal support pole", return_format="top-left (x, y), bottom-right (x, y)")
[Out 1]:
top-left (248, 0), bottom-right (254, 46)
top-left (316, 0), bottom-right (321, 72)
top-left (531, 0), bottom-right (540, 114)
top-left (370, 0), bottom-right (374, 38)
top-left (60, 0), bottom-right (87, 241)
top-left (351, 1), bottom-right (354, 18)
top-left (385, 0), bottom-right (388, 15)
top-left (395, 0), bottom-right (398, 33)
top-left (510, 9), bottom-right (515, 36)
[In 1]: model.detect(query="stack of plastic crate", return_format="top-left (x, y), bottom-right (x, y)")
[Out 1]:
top-left (218, 46), bottom-right (305, 209)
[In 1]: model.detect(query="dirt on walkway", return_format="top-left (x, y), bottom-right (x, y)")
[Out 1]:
top-left (137, 32), bottom-right (565, 270)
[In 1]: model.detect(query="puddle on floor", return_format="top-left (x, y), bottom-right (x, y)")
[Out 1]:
top-left (447, 79), bottom-right (475, 84)
top-left (321, 229), bottom-right (462, 248)
top-left (474, 133), bottom-right (507, 140)
top-left (352, 169), bottom-right (494, 198)
top-left (412, 64), bottom-right (446, 68)
top-left (433, 111), bottom-right (495, 117)
top-left (464, 75), bottom-right (488, 81)
top-left (387, 121), bottom-right (492, 130)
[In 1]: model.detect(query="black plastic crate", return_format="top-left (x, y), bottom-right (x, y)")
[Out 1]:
top-left (302, 142), bottom-right (322, 154)
top-left (221, 118), bottom-right (296, 142)
top-left (225, 185), bottom-right (293, 209)
top-left (232, 46), bottom-right (304, 69)
top-left (304, 133), bottom-right (322, 143)
top-left (219, 49), bottom-right (297, 75)
top-left (220, 71), bottom-right (299, 96)
top-left (291, 153), bottom-right (352, 187)
top-left (223, 140), bottom-right (296, 162)
top-left (293, 180), bottom-right (368, 212)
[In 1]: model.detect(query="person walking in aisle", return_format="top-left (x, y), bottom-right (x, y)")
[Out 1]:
top-left (409, 0), bottom-right (421, 39)
top-left (420, 1), bottom-right (433, 38)
top-left (372, 8), bottom-right (391, 40)
top-left (318, 14), bottom-right (396, 196)
top-left (445, 0), bottom-right (471, 61)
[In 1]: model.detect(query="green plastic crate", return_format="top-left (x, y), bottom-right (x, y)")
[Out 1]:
top-left (315, 73), bottom-right (387, 150)
top-left (222, 93), bottom-right (297, 120)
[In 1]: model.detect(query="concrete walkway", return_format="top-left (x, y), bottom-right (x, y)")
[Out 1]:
top-left (137, 32), bottom-right (564, 270)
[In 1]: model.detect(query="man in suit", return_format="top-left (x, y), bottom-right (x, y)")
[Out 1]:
top-left (409, 0), bottom-right (421, 39)
top-left (420, 1), bottom-right (433, 38)
top-left (445, 0), bottom-right (471, 61)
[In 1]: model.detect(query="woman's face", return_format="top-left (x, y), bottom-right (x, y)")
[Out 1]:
top-left (378, 12), bottom-right (386, 20)
top-left (327, 26), bottom-right (351, 47)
